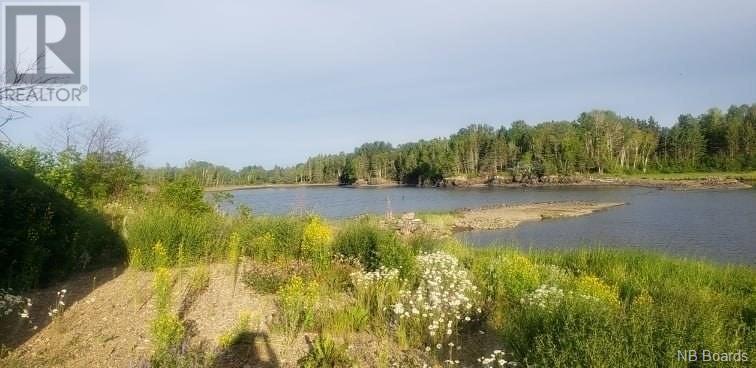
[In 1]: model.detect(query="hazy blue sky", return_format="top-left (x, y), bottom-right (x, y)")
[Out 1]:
top-left (6, 0), bottom-right (756, 169)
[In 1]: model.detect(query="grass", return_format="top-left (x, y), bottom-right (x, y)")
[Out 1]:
top-left (298, 335), bottom-right (352, 368)
top-left (5, 177), bottom-right (754, 367)
top-left (218, 312), bottom-right (252, 349)
top-left (87, 196), bottom-right (756, 367)
top-left (449, 246), bottom-right (756, 367)
top-left (275, 276), bottom-right (320, 336)
top-left (150, 267), bottom-right (186, 367)
top-left (416, 211), bottom-right (459, 229)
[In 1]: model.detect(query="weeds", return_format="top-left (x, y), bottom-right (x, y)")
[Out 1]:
top-left (275, 276), bottom-right (319, 336)
top-left (321, 304), bottom-right (370, 335)
top-left (150, 266), bottom-right (186, 366)
top-left (218, 312), bottom-right (252, 349)
top-left (298, 335), bottom-right (352, 368)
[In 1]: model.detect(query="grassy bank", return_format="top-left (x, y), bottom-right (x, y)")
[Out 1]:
top-left (2, 177), bottom-right (754, 367)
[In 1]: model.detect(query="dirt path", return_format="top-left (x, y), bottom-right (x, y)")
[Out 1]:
top-left (1, 264), bottom-right (286, 368)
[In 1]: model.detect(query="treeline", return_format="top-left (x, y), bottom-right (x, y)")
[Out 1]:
top-left (143, 104), bottom-right (756, 186)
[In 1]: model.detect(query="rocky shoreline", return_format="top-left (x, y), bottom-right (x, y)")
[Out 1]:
top-left (438, 175), bottom-right (752, 190)
top-left (204, 174), bottom-right (753, 192)
top-left (385, 201), bottom-right (625, 235)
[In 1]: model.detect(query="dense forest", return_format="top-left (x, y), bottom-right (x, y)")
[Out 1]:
top-left (145, 104), bottom-right (755, 186)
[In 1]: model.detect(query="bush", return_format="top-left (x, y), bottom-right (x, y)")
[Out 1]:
top-left (0, 154), bottom-right (125, 290)
top-left (150, 313), bottom-right (185, 364)
top-left (156, 176), bottom-right (210, 214)
top-left (301, 216), bottom-right (333, 266)
top-left (350, 267), bottom-right (403, 322)
top-left (333, 218), bottom-right (416, 277)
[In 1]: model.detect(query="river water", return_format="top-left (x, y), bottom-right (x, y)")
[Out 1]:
top-left (227, 186), bottom-right (756, 264)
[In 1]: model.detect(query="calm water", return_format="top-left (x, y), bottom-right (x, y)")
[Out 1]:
top-left (227, 186), bottom-right (756, 264)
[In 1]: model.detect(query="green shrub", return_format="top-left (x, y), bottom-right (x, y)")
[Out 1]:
top-left (301, 216), bottom-right (333, 266)
top-left (150, 313), bottom-right (185, 364)
top-left (0, 154), bottom-right (125, 290)
top-left (333, 218), bottom-right (416, 276)
top-left (156, 176), bottom-right (210, 214)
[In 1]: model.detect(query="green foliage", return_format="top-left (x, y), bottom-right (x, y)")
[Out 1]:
top-left (150, 313), bottom-right (186, 366)
top-left (275, 276), bottom-right (319, 336)
top-left (150, 267), bottom-right (185, 367)
top-left (333, 218), bottom-right (416, 276)
top-left (301, 216), bottom-right (333, 266)
top-left (217, 312), bottom-right (251, 349)
top-left (298, 335), bottom-right (353, 368)
top-left (156, 176), bottom-right (210, 214)
top-left (236, 215), bottom-right (308, 261)
top-left (126, 205), bottom-right (223, 269)
top-left (351, 267), bottom-right (403, 324)
top-left (0, 145), bottom-right (141, 206)
top-left (473, 251), bottom-right (541, 308)
top-left (0, 154), bottom-right (125, 290)
top-left (479, 248), bottom-right (756, 367)
top-left (153, 267), bottom-right (174, 313)
top-left (321, 304), bottom-right (370, 335)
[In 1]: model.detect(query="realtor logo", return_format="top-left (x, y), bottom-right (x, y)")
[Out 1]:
top-left (1, 2), bottom-right (89, 106)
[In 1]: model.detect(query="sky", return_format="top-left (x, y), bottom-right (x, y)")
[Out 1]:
top-left (4, 0), bottom-right (756, 169)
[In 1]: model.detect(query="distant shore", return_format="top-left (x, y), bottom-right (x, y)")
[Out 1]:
top-left (203, 172), bottom-right (754, 192)
top-left (203, 182), bottom-right (339, 192)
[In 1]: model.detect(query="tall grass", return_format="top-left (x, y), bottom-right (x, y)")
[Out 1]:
top-left (275, 276), bottom-right (320, 336)
top-left (150, 266), bottom-right (185, 367)
top-left (127, 205), bottom-right (225, 269)
top-left (465, 247), bottom-right (756, 367)
top-left (333, 217), bottom-right (416, 277)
